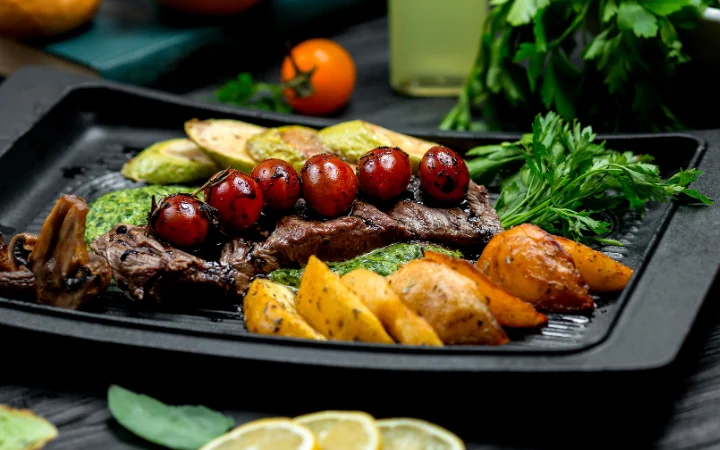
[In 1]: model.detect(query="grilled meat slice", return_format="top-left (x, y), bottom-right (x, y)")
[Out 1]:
top-left (91, 224), bottom-right (252, 303)
top-left (387, 179), bottom-right (503, 250)
top-left (29, 195), bottom-right (112, 309)
top-left (220, 201), bottom-right (402, 275)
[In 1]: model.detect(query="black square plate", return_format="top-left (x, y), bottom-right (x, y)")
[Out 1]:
top-left (1, 67), bottom-right (718, 374)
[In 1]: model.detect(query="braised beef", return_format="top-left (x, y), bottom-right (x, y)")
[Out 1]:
top-left (91, 224), bottom-right (252, 303)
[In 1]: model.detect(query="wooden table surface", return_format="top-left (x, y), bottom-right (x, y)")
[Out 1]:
top-left (2, 13), bottom-right (720, 450)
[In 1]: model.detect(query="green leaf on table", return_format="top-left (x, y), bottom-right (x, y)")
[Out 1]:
top-left (108, 385), bottom-right (234, 450)
top-left (0, 405), bottom-right (58, 450)
top-left (618, 2), bottom-right (659, 37)
top-left (503, 0), bottom-right (550, 26)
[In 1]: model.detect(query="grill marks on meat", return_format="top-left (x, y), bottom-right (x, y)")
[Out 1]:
top-left (91, 225), bottom-right (252, 303)
top-left (387, 180), bottom-right (503, 250)
top-left (30, 195), bottom-right (112, 309)
top-left (0, 195), bottom-right (112, 309)
top-left (222, 178), bottom-right (503, 278)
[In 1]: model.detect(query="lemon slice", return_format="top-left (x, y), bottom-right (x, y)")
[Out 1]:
top-left (294, 410), bottom-right (381, 450)
top-left (199, 418), bottom-right (318, 450)
top-left (376, 418), bottom-right (465, 450)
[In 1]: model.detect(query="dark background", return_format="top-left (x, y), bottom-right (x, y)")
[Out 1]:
top-left (2, 2), bottom-right (720, 449)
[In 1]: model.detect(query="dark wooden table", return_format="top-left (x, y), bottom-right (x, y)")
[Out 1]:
top-left (2, 12), bottom-right (720, 450)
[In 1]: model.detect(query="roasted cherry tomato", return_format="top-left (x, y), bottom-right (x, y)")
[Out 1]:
top-left (251, 158), bottom-right (302, 213)
top-left (356, 146), bottom-right (412, 201)
top-left (203, 169), bottom-right (264, 233)
top-left (281, 39), bottom-right (356, 116)
top-left (301, 154), bottom-right (357, 217)
top-left (150, 193), bottom-right (212, 249)
top-left (419, 146), bottom-right (470, 204)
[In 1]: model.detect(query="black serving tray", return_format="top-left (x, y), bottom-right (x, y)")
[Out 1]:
top-left (0, 67), bottom-right (718, 374)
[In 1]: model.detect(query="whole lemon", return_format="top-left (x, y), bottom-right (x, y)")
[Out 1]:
top-left (0, 0), bottom-right (101, 40)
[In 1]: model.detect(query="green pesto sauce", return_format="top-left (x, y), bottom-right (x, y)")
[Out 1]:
top-left (269, 243), bottom-right (463, 288)
top-left (85, 185), bottom-right (199, 245)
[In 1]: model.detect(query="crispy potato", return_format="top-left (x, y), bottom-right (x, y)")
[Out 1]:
top-left (477, 224), bottom-right (594, 313)
top-left (244, 278), bottom-right (326, 340)
top-left (295, 256), bottom-right (394, 343)
top-left (552, 235), bottom-right (633, 292)
top-left (422, 251), bottom-right (547, 328)
top-left (341, 269), bottom-right (443, 346)
top-left (387, 260), bottom-right (508, 345)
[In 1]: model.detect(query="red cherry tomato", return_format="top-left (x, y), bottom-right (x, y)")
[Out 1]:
top-left (419, 146), bottom-right (470, 204)
top-left (251, 158), bottom-right (302, 213)
top-left (150, 194), bottom-right (211, 249)
top-left (301, 154), bottom-right (357, 217)
top-left (356, 147), bottom-right (412, 201)
top-left (203, 169), bottom-right (263, 233)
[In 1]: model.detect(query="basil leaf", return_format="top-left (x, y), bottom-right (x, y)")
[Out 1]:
top-left (0, 405), bottom-right (58, 450)
top-left (108, 385), bottom-right (234, 450)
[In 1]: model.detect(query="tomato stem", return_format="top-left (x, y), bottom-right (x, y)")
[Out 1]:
top-left (281, 41), bottom-right (316, 98)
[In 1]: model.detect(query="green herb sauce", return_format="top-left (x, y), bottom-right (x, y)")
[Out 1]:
top-left (85, 185), bottom-right (197, 244)
top-left (269, 243), bottom-right (463, 287)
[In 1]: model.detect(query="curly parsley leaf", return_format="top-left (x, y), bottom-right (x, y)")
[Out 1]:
top-left (466, 111), bottom-right (713, 243)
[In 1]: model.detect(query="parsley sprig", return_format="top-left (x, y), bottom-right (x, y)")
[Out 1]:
top-left (466, 111), bottom-right (713, 243)
top-left (214, 73), bottom-right (292, 113)
top-left (441, 0), bottom-right (715, 133)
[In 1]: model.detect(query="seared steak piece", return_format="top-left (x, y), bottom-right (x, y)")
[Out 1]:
top-left (221, 177), bottom-right (502, 279)
top-left (221, 201), bottom-right (402, 274)
top-left (30, 195), bottom-right (112, 309)
top-left (91, 225), bottom-right (253, 303)
top-left (387, 179), bottom-right (503, 250)
top-left (0, 195), bottom-right (112, 309)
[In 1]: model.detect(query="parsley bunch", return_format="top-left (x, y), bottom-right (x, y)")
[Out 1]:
top-left (214, 73), bottom-right (291, 113)
top-left (440, 0), bottom-right (714, 133)
top-left (466, 111), bottom-right (713, 243)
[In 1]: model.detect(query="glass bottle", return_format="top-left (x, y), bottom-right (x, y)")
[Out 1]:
top-left (389, 0), bottom-right (487, 97)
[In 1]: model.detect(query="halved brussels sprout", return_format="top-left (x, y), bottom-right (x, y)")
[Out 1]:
top-left (246, 125), bottom-right (331, 171)
top-left (185, 118), bottom-right (266, 173)
top-left (121, 138), bottom-right (219, 185)
top-left (318, 120), bottom-right (438, 171)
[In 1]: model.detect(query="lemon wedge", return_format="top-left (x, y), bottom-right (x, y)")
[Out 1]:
top-left (376, 418), bottom-right (465, 450)
top-left (199, 418), bottom-right (318, 450)
top-left (294, 410), bottom-right (381, 450)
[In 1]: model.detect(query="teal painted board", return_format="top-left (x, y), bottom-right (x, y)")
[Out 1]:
top-left (41, 0), bottom-right (376, 85)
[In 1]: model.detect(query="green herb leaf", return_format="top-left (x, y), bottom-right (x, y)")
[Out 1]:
top-left (215, 73), bottom-right (291, 113)
top-left (617, 3), bottom-right (659, 38)
top-left (505, 0), bottom-right (550, 26)
top-left (108, 385), bottom-right (234, 450)
top-left (464, 111), bottom-right (713, 243)
top-left (640, 0), bottom-right (690, 16)
top-left (0, 405), bottom-right (58, 450)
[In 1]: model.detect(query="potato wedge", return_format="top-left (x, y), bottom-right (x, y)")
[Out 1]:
top-left (477, 224), bottom-right (594, 313)
top-left (387, 259), bottom-right (508, 345)
top-left (243, 278), bottom-right (325, 340)
top-left (295, 256), bottom-right (394, 343)
top-left (185, 118), bottom-right (266, 173)
top-left (341, 269), bottom-right (443, 346)
top-left (423, 251), bottom-right (547, 328)
top-left (552, 235), bottom-right (633, 292)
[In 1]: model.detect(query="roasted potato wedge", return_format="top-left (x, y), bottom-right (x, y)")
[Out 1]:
top-left (243, 278), bottom-right (325, 340)
top-left (341, 269), bottom-right (443, 346)
top-left (295, 256), bottom-right (394, 343)
top-left (387, 260), bottom-right (508, 345)
top-left (423, 251), bottom-right (547, 328)
top-left (477, 224), bottom-right (594, 313)
top-left (552, 235), bottom-right (633, 292)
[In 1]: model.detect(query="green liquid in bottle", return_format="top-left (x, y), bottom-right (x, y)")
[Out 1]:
top-left (389, 0), bottom-right (487, 97)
